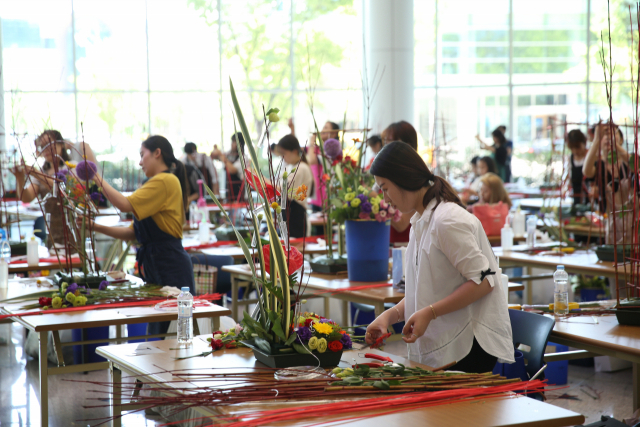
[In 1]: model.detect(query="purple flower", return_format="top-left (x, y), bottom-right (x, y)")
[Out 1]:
top-left (357, 194), bottom-right (368, 201)
top-left (340, 333), bottom-right (352, 349)
top-left (75, 160), bottom-right (98, 181)
top-left (294, 326), bottom-right (312, 344)
top-left (360, 201), bottom-right (372, 213)
top-left (54, 171), bottom-right (67, 183)
top-left (319, 318), bottom-right (334, 324)
top-left (66, 282), bottom-right (78, 294)
top-left (90, 192), bottom-right (103, 202)
top-left (98, 280), bottom-right (108, 291)
top-left (323, 139), bottom-right (342, 159)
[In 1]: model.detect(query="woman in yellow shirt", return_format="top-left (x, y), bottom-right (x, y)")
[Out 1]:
top-left (89, 136), bottom-right (194, 333)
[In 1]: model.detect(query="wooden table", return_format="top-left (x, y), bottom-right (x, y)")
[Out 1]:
top-left (548, 314), bottom-right (640, 410)
top-left (222, 264), bottom-right (403, 324)
top-left (97, 338), bottom-right (585, 427)
top-left (197, 243), bottom-right (328, 261)
top-left (9, 259), bottom-right (84, 274)
top-left (494, 246), bottom-right (629, 304)
top-left (516, 197), bottom-right (574, 212)
top-left (0, 280), bottom-right (231, 427)
top-left (487, 234), bottom-right (526, 246)
top-left (563, 223), bottom-right (606, 239)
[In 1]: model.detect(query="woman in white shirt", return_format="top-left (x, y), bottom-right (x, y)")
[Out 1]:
top-left (276, 134), bottom-right (314, 238)
top-left (366, 142), bottom-right (514, 373)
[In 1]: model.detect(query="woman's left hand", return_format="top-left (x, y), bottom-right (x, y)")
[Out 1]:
top-left (402, 306), bottom-right (433, 344)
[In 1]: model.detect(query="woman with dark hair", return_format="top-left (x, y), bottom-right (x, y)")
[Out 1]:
top-left (365, 142), bottom-right (514, 373)
top-left (182, 142), bottom-right (219, 196)
top-left (275, 134), bottom-right (314, 238)
top-left (565, 129), bottom-right (589, 207)
top-left (87, 135), bottom-right (195, 336)
top-left (462, 156), bottom-right (497, 204)
top-left (476, 129), bottom-right (508, 182)
top-left (365, 134), bottom-right (383, 171)
top-left (211, 132), bottom-right (245, 202)
top-left (382, 121), bottom-right (418, 151)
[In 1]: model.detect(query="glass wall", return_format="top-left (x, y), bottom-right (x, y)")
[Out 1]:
top-left (414, 0), bottom-right (636, 181)
top-left (1, 0), bottom-right (362, 174)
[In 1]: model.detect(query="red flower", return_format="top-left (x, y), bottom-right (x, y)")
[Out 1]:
top-left (213, 331), bottom-right (222, 335)
top-left (225, 341), bottom-right (237, 349)
top-left (332, 159), bottom-right (339, 167)
top-left (304, 318), bottom-right (313, 328)
top-left (328, 340), bottom-right (343, 352)
top-left (343, 168), bottom-right (349, 174)
top-left (344, 156), bottom-right (351, 162)
top-left (38, 297), bottom-right (52, 307)
top-left (211, 339), bottom-right (224, 350)
top-left (262, 243), bottom-right (304, 275)
top-left (336, 154), bottom-right (343, 161)
top-left (351, 160), bottom-right (357, 168)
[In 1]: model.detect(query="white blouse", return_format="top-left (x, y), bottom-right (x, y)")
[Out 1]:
top-left (404, 199), bottom-right (515, 367)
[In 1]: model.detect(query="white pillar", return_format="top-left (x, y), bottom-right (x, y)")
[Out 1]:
top-left (364, 0), bottom-right (414, 134)
top-left (0, 18), bottom-right (5, 152)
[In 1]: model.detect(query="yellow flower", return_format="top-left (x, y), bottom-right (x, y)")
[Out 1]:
top-left (65, 293), bottom-right (76, 304)
top-left (371, 204), bottom-right (379, 214)
top-left (74, 289), bottom-right (80, 296)
top-left (51, 297), bottom-right (62, 309)
top-left (358, 185), bottom-right (366, 193)
top-left (317, 338), bottom-right (328, 353)
top-left (344, 192), bottom-right (355, 202)
top-left (73, 295), bottom-right (87, 307)
top-left (65, 161), bottom-right (76, 169)
top-left (370, 196), bottom-right (381, 205)
top-left (350, 198), bottom-right (361, 208)
top-left (313, 322), bottom-right (333, 335)
top-left (271, 202), bottom-right (279, 209)
top-left (308, 336), bottom-right (319, 350)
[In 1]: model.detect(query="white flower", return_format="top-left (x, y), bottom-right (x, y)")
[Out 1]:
top-left (214, 334), bottom-right (223, 339)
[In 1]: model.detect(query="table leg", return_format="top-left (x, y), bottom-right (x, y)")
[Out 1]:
top-left (525, 266), bottom-right (533, 305)
top-left (193, 318), bottom-right (201, 336)
top-left (231, 275), bottom-right (239, 322)
top-left (323, 297), bottom-right (331, 320)
top-left (38, 331), bottom-right (49, 427)
top-left (341, 300), bottom-right (350, 327)
top-left (51, 331), bottom-right (65, 367)
top-left (212, 316), bottom-right (220, 331)
top-left (634, 362), bottom-right (640, 411)
top-left (116, 324), bottom-right (122, 344)
top-left (111, 363), bottom-right (122, 427)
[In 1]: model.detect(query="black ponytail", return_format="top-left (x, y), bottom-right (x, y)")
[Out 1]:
top-left (277, 134), bottom-right (308, 164)
top-left (370, 141), bottom-right (464, 211)
top-left (142, 135), bottom-right (189, 211)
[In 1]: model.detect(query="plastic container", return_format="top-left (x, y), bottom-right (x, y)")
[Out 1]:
top-left (198, 221), bottom-right (210, 244)
top-left (545, 342), bottom-right (569, 385)
top-left (177, 286), bottom-right (194, 345)
top-left (501, 217), bottom-right (514, 251)
top-left (72, 327), bottom-right (109, 364)
top-left (553, 266), bottom-right (569, 316)
top-left (27, 236), bottom-right (39, 266)
top-left (0, 237), bottom-right (9, 289)
top-left (526, 215), bottom-right (537, 247)
top-left (345, 220), bottom-right (391, 282)
top-left (197, 179), bottom-right (207, 209)
top-left (512, 207), bottom-right (525, 237)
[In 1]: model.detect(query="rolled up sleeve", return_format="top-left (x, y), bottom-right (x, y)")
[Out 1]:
top-left (434, 215), bottom-right (495, 287)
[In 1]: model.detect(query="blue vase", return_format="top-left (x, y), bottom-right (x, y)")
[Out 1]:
top-left (345, 220), bottom-right (390, 282)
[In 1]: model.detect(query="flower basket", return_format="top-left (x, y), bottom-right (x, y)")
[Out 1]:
top-left (309, 253), bottom-right (348, 274)
top-left (345, 220), bottom-right (390, 282)
top-left (243, 339), bottom-right (343, 368)
top-left (55, 271), bottom-right (108, 289)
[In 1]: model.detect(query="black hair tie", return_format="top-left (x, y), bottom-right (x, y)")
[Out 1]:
top-left (480, 268), bottom-right (496, 281)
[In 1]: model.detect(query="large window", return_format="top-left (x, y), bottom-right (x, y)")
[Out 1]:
top-left (413, 0), bottom-right (636, 181)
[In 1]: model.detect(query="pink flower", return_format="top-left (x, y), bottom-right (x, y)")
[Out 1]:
top-left (393, 211), bottom-right (402, 222)
top-left (379, 200), bottom-right (388, 210)
top-left (379, 210), bottom-right (387, 218)
top-left (375, 213), bottom-right (384, 222)
top-left (359, 212), bottom-right (370, 220)
top-left (388, 206), bottom-right (396, 215)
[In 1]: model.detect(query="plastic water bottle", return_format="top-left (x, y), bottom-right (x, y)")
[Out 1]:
top-left (177, 286), bottom-right (194, 345)
top-left (27, 236), bottom-right (39, 266)
top-left (85, 238), bottom-right (95, 262)
top-left (501, 216), bottom-right (514, 251)
top-left (512, 206), bottom-right (525, 237)
top-left (0, 236), bottom-right (10, 289)
top-left (553, 265), bottom-right (569, 316)
top-left (526, 216), bottom-right (537, 247)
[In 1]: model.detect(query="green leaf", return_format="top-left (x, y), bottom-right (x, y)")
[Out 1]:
top-left (254, 337), bottom-right (272, 354)
top-left (265, 107), bottom-right (280, 116)
top-left (330, 198), bottom-right (344, 209)
top-left (270, 313), bottom-right (287, 341)
top-left (292, 343), bottom-right (312, 354)
top-left (343, 376), bottom-right (364, 386)
top-left (284, 331), bottom-right (298, 346)
top-left (387, 380), bottom-right (402, 386)
top-left (373, 380), bottom-right (390, 390)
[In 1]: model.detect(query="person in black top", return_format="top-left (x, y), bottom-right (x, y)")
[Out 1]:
top-left (211, 132), bottom-right (245, 203)
top-left (497, 125), bottom-right (512, 182)
top-left (476, 129), bottom-right (508, 182)
top-left (565, 129), bottom-right (589, 207)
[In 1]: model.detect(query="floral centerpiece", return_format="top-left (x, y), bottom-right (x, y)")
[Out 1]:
top-left (200, 80), bottom-right (354, 368)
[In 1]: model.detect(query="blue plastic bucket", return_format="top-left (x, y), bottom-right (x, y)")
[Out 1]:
top-left (493, 350), bottom-right (528, 381)
top-left (345, 220), bottom-right (390, 282)
top-left (72, 327), bottom-right (109, 364)
top-left (127, 323), bottom-right (149, 343)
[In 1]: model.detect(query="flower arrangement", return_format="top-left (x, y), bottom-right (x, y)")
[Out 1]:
top-left (289, 312), bottom-right (353, 354)
top-left (206, 325), bottom-right (243, 352)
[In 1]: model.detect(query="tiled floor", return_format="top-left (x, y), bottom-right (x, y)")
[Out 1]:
top-left (0, 323), bottom-right (635, 426)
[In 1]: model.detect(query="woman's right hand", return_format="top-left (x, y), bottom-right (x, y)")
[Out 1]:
top-left (365, 315), bottom-right (390, 345)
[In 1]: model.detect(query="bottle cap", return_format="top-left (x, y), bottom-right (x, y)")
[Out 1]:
top-left (181, 286), bottom-right (190, 292)
top-left (557, 265), bottom-right (564, 270)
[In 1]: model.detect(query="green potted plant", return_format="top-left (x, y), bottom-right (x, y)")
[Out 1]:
top-left (571, 275), bottom-right (609, 302)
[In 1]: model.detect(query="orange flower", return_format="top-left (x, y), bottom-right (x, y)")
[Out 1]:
top-left (294, 184), bottom-right (308, 201)
top-left (322, 173), bottom-right (330, 182)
